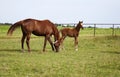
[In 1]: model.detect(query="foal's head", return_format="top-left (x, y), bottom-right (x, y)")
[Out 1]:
top-left (77, 21), bottom-right (84, 29)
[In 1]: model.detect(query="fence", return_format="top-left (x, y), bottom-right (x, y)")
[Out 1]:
top-left (56, 23), bottom-right (120, 36)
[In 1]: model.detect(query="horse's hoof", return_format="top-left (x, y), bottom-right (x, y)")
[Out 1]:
top-left (21, 49), bottom-right (25, 52)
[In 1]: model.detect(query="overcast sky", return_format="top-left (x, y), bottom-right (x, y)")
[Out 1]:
top-left (0, 0), bottom-right (120, 23)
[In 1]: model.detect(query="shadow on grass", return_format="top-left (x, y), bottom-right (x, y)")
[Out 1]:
top-left (101, 51), bottom-right (120, 54)
top-left (0, 49), bottom-right (39, 53)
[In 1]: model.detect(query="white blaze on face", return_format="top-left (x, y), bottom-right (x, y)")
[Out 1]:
top-left (81, 23), bottom-right (83, 25)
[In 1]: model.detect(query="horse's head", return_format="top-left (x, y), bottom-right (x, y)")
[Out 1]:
top-left (53, 39), bottom-right (62, 52)
top-left (78, 21), bottom-right (84, 29)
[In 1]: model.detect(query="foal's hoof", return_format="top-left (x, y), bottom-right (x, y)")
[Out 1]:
top-left (75, 48), bottom-right (78, 51)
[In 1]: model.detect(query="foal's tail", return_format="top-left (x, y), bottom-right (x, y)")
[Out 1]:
top-left (7, 21), bottom-right (22, 36)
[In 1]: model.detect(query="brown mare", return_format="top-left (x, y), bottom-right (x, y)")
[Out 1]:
top-left (60, 21), bottom-right (83, 51)
top-left (7, 18), bottom-right (60, 52)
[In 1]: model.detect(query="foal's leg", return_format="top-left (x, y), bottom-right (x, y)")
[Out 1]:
top-left (60, 36), bottom-right (66, 50)
top-left (26, 34), bottom-right (31, 52)
top-left (21, 34), bottom-right (26, 52)
top-left (75, 37), bottom-right (78, 51)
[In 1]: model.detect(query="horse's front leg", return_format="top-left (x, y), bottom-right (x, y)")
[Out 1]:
top-left (74, 37), bottom-right (78, 51)
top-left (26, 34), bottom-right (31, 52)
top-left (43, 36), bottom-right (47, 52)
top-left (46, 35), bottom-right (55, 51)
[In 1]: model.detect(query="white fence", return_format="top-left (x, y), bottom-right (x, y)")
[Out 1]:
top-left (56, 23), bottom-right (120, 36)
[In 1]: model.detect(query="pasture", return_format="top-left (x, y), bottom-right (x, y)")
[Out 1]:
top-left (0, 25), bottom-right (120, 77)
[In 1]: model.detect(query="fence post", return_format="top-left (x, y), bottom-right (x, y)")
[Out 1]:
top-left (73, 24), bottom-right (76, 27)
top-left (112, 24), bottom-right (114, 36)
top-left (94, 24), bottom-right (96, 37)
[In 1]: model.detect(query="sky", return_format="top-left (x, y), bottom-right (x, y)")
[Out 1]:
top-left (0, 0), bottom-right (120, 24)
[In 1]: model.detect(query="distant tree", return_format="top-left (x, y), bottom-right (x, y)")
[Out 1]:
top-left (0, 23), bottom-right (12, 25)
top-left (67, 24), bottom-right (72, 27)
top-left (88, 26), bottom-right (93, 28)
top-left (4, 23), bottom-right (12, 25)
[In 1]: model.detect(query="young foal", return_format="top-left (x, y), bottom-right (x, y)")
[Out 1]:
top-left (7, 18), bottom-right (60, 52)
top-left (60, 21), bottom-right (83, 51)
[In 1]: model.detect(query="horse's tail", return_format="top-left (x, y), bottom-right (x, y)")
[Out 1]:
top-left (7, 21), bottom-right (22, 36)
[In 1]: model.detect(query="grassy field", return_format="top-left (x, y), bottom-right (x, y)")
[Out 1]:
top-left (0, 25), bottom-right (120, 77)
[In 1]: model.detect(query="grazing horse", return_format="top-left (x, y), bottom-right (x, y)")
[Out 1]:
top-left (60, 21), bottom-right (83, 51)
top-left (7, 18), bottom-right (60, 52)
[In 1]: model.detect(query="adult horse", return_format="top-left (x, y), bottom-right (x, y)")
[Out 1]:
top-left (7, 18), bottom-right (60, 52)
top-left (60, 21), bottom-right (83, 51)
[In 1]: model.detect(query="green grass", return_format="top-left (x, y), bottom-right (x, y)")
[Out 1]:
top-left (0, 25), bottom-right (120, 77)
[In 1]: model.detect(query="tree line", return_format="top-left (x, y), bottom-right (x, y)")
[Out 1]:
top-left (0, 23), bottom-right (12, 25)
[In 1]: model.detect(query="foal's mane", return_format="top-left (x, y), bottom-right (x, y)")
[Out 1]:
top-left (74, 22), bottom-right (81, 32)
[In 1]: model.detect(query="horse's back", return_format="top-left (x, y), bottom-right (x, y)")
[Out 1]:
top-left (36, 19), bottom-right (56, 31)
top-left (21, 19), bottom-right (56, 36)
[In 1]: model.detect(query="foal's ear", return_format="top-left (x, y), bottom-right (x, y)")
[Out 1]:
top-left (79, 21), bottom-right (83, 23)
top-left (53, 40), bottom-right (58, 44)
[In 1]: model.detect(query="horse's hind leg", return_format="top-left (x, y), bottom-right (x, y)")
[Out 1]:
top-left (26, 34), bottom-right (31, 52)
top-left (21, 34), bottom-right (26, 52)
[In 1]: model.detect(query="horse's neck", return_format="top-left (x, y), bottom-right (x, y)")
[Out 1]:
top-left (75, 25), bottom-right (80, 32)
top-left (54, 29), bottom-right (60, 41)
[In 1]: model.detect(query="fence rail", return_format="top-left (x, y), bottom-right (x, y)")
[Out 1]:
top-left (56, 23), bottom-right (120, 36)
top-left (0, 23), bottom-right (120, 36)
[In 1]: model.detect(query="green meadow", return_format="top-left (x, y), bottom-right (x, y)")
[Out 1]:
top-left (0, 25), bottom-right (120, 77)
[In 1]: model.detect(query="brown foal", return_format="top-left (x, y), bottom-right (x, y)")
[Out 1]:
top-left (60, 21), bottom-right (83, 51)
